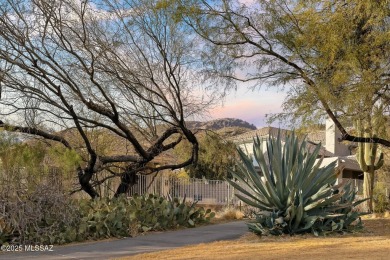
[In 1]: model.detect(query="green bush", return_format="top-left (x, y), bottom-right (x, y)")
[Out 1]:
top-left (77, 194), bottom-right (215, 239)
top-left (128, 194), bottom-right (214, 230)
top-left (228, 131), bottom-right (367, 236)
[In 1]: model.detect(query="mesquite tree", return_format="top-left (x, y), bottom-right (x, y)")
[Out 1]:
top-left (0, 0), bottom-right (212, 198)
top-left (178, 0), bottom-right (390, 147)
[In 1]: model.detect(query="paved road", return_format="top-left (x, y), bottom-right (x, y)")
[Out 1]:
top-left (0, 221), bottom-right (247, 260)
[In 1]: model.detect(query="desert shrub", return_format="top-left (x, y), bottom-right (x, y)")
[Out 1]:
top-left (373, 183), bottom-right (390, 213)
top-left (0, 184), bottom-right (81, 245)
top-left (215, 207), bottom-right (244, 221)
top-left (0, 216), bottom-right (13, 245)
top-left (228, 131), bottom-right (367, 236)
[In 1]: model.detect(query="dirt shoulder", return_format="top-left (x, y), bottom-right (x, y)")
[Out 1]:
top-left (121, 217), bottom-right (390, 260)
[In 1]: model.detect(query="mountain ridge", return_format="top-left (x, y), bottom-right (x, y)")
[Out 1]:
top-left (187, 118), bottom-right (257, 131)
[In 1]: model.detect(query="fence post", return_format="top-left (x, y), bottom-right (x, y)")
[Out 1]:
top-left (230, 185), bottom-right (235, 207)
top-left (227, 182), bottom-right (230, 207)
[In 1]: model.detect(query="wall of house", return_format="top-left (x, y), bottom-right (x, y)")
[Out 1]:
top-left (325, 118), bottom-right (351, 156)
top-left (237, 139), bottom-right (268, 167)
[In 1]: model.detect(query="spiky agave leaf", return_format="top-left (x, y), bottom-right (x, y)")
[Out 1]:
top-left (229, 130), bottom-right (367, 235)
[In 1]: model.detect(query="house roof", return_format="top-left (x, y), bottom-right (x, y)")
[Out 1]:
top-left (229, 127), bottom-right (326, 144)
top-left (227, 127), bottom-right (290, 143)
top-left (228, 127), bottom-right (334, 157)
top-left (338, 155), bottom-right (363, 172)
top-left (318, 155), bottom-right (362, 172)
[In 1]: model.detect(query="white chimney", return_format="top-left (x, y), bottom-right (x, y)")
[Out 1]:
top-left (325, 118), bottom-right (350, 156)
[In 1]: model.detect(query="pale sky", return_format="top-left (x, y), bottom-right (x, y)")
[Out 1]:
top-left (207, 0), bottom-right (286, 128)
top-left (238, 0), bottom-right (256, 5)
top-left (209, 86), bottom-right (287, 128)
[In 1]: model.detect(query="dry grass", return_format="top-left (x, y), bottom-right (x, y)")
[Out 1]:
top-left (214, 207), bottom-right (245, 221)
top-left (120, 217), bottom-right (390, 260)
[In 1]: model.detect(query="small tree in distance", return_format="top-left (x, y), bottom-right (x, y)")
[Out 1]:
top-left (174, 131), bottom-right (238, 180)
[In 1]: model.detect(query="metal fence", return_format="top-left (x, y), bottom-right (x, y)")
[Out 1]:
top-left (342, 178), bottom-right (364, 195)
top-left (128, 175), bottom-right (243, 206)
top-left (128, 175), bottom-right (371, 206)
top-left (0, 167), bottom-right (385, 207)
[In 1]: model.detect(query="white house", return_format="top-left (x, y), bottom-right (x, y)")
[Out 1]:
top-left (228, 119), bottom-right (364, 193)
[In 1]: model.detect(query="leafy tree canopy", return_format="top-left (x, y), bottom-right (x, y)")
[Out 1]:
top-left (174, 131), bottom-right (238, 180)
top-left (0, 0), bottom-right (217, 198)
top-left (176, 0), bottom-right (390, 145)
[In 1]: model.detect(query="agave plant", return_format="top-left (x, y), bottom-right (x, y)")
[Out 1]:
top-left (227, 131), bottom-right (367, 235)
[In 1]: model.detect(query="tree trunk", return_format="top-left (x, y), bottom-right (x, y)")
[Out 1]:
top-left (114, 170), bottom-right (138, 197)
top-left (363, 171), bottom-right (375, 212)
top-left (78, 167), bottom-right (99, 199)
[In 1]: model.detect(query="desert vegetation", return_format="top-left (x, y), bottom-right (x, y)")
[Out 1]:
top-left (0, 189), bottom-right (214, 245)
top-left (0, 0), bottom-right (389, 254)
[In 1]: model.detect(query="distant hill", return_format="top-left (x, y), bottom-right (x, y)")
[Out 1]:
top-left (215, 126), bottom-right (255, 138)
top-left (187, 118), bottom-right (257, 131)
